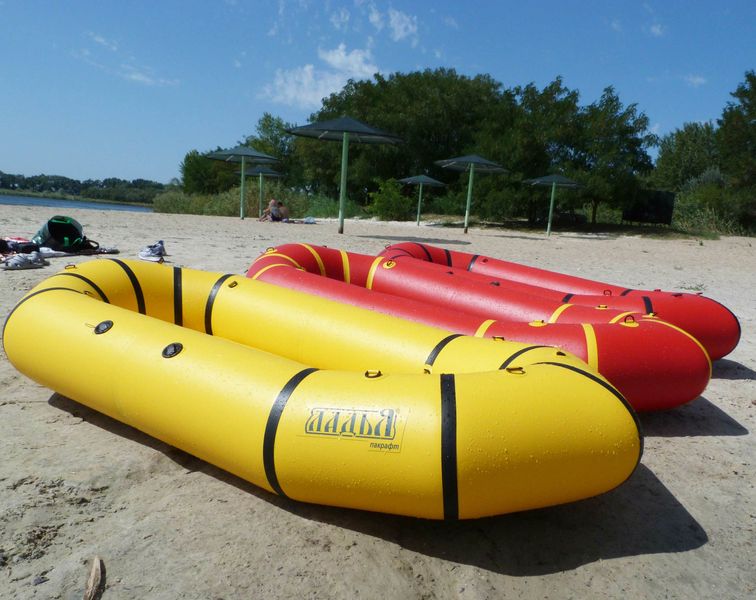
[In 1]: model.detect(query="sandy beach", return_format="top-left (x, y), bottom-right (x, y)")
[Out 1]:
top-left (1, 204), bottom-right (754, 599)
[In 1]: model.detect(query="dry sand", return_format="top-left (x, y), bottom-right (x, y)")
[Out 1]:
top-left (1, 204), bottom-right (754, 599)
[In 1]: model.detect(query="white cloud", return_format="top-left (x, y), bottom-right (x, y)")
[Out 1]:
top-left (610, 19), bottom-right (621, 32)
top-left (368, 5), bottom-right (384, 31)
top-left (263, 44), bottom-right (378, 109)
top-left (318, 44), bottom-right (376, 78)
top-left (88, 32), bottom-right (118, 52)
top-left (684, 74), bottom-right (707, 87)
top-left (649, 22), bottom-right (665, 37)
top-left (119, 64), bottom-right (179, 86)
top-left (330, 7), bottom-right (350, 31)
top-left (444, 16), bottom-right (459, 29)
top-left (388, 8), bottom-right (418, 45)
top-left (73, 32), bottom-right (178, 87)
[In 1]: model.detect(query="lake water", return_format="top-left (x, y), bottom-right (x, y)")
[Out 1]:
top-left (0, 194), bottom-right (153, 213)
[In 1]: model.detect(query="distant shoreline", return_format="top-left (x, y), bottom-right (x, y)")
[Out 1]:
top-left (0, 188), bottom-right (151, 208)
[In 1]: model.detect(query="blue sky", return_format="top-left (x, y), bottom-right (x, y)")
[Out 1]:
top-left (1, 1), bottom-right (754, 183)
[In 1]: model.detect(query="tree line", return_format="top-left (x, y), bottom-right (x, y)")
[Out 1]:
top-left (0, 172), bottom-right (168, 204)
top-left (180, 68), bottom-right (754, 233)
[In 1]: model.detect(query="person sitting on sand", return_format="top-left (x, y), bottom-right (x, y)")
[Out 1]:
top-left (278, 202), bottom-right (290, 222)
top-left (259, 198), bottom-right (282, 222)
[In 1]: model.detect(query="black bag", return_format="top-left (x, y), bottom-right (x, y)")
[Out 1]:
top-left (31, 216), bottom-right (99, 252)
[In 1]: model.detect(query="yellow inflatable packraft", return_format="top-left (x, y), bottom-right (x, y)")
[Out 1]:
top-left (3, 259), bottom-right (642, 519)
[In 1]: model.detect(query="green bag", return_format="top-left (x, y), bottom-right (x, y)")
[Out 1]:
top-left (32, 216), bottom-right (98, 252)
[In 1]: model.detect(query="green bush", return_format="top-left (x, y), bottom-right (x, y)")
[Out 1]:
top-left (426, 190), bottom-right (466, 216)
top-left (368, 179), bottom-right (413, 221)
top-left (153, 183), bottom-right (368, 220)
top-left (673, 183), bottom-right (745, 235)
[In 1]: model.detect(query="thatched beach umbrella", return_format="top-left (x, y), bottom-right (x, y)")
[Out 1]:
top-left (207, 145), bottom-right (278, 220)
top-left (435, 155), bottom-right (507, 234)
top-left (398, 174), bottom-right (445, 226)
top-left (287, 117), bottom-right (402, 234)
top-left (524, 174), bottom-right (582, 236)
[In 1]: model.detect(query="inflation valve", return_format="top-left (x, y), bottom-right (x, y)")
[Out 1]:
top-left (94, 320), bottom-right (113, 335)
top-left (162, 343), bottom-right (184, 358)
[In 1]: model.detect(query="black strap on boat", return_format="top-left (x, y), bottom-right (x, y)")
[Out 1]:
top-left (414, 242), bottom-right (434, 262)
top-left (2, 287), bottom-right (80, 345)
top-left (499, 345), bottom-right (550, 370)
top-left (440, 373), bottom-right (459, 520)
top-left (562, 293), bottom-right (574, 303)
top-left (111, 259), bottom-right (145, 314)
top-left (56, 272), bottom-right (110, 303)
top-left (620, 288), bottom-right (634, 296)
top-left (173, 267), bottom-right (183, 326)
top-left (535, 361), bottom-right (644, 466)
top-left (444, 248), bottom-right (452, 267)
top-left (204, 274), bottom-right (233, 335)
top-left (466, 255), bottom-right (479, 272)
top-left (263, 368), bottom-right (319, 498)
top-left (425, 334), bottom-right (463, 369)
top-left (642, 296), bottom-right (654, 315)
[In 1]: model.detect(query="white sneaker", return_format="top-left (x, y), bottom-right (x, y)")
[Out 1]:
top-left (2, 251), bottom-right (49, 270)
top-left (138, 240), bottom-right (166, 262)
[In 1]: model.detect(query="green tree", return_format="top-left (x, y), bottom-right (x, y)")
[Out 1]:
top-left (242, 112), bottom-right (300, 183)
top-left (653, 122), bottom-right (719, 191)
top-left (180, 149), bottom-right (237, 194)
top-left (295, 68), bottom-right (506, 205)
top-left (571, 87), bottom-right (656, 223)
top-left (718, 70), bottom-right (756, 189)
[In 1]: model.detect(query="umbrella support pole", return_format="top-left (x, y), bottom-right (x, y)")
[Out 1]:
top-left (463, 164), bottom-right (475, 234)
top-left (239, 156), bottom-right (246, 220)
top-left (258, 173), bottom-right (264, 218)
top-left (546, 182), bottom-right (556, 236)
top-left (338, 132), bottom-right (350, 234)
top-left (416, 183), bottom-right (425, 226)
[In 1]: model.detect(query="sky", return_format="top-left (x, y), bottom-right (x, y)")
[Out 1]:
top-left (1, 1), bottom-right (754, 183)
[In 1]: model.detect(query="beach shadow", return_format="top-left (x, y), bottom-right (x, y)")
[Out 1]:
top-left (639, 396), bottom-right (749, 437)
top-left (279, 464), bottom-right (707, 576)
top-left (712, 359), bottom-right (756, 381)
top-left (355, 235), bottom-right (471, 246)
top-left (49, 394), bottom-right (706, 576)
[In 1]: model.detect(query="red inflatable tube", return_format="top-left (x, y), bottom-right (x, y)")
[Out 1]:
top-left (247, 244), bottom-right (711, 411)
top-left (384, 242), bottom-right (740, 360)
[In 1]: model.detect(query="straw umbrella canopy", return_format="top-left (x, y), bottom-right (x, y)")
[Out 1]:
top-left (206, 145), bottom-right (278, 220)
top-left (435, 155), bottom-right (507, 233)
top-left (398, 175), bottom-right (445, 226)
top-left (287, 117), bottom-right (402, 233)
top-left (524, 174), bottom-right (582, 236)
top-left (239, 166), bottom-right (283, 218)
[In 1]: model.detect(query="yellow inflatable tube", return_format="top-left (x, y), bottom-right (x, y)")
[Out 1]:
top-left (3, 260), bottom-right (642, 519)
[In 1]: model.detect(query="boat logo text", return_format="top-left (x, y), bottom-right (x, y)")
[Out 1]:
top-left (305, 407), bottom-right (398, 442)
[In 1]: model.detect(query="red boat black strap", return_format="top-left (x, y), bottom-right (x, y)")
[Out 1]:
top-left (173, 267), bottom-right (183, 326)
top-left (620, 289), bottom-right (634, 296)
top-left (440, 373), bottom-right (459, 520)
top-left (413, 242), bottom-right (434, 262)
top-left (56, 272), bottom-right (110, 303)
top-left (499, 345), bottom-right (550, 370)
top-left (111, 259), bottom-right (146, 315)
top-left (263, 367), bottom-right (319, 498)
top-left (425, 334), bottom-right (464, 368)
top-left (466, 255), bottom-right (479, 271)
top-left (204, 274), bottom-right (233, 335)
top-left (443, 248), bottom-right (452, 267)
top-left (562, 293), bottom-right (574, 303)
top-left (642, 296), bottom-right (654, 314)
